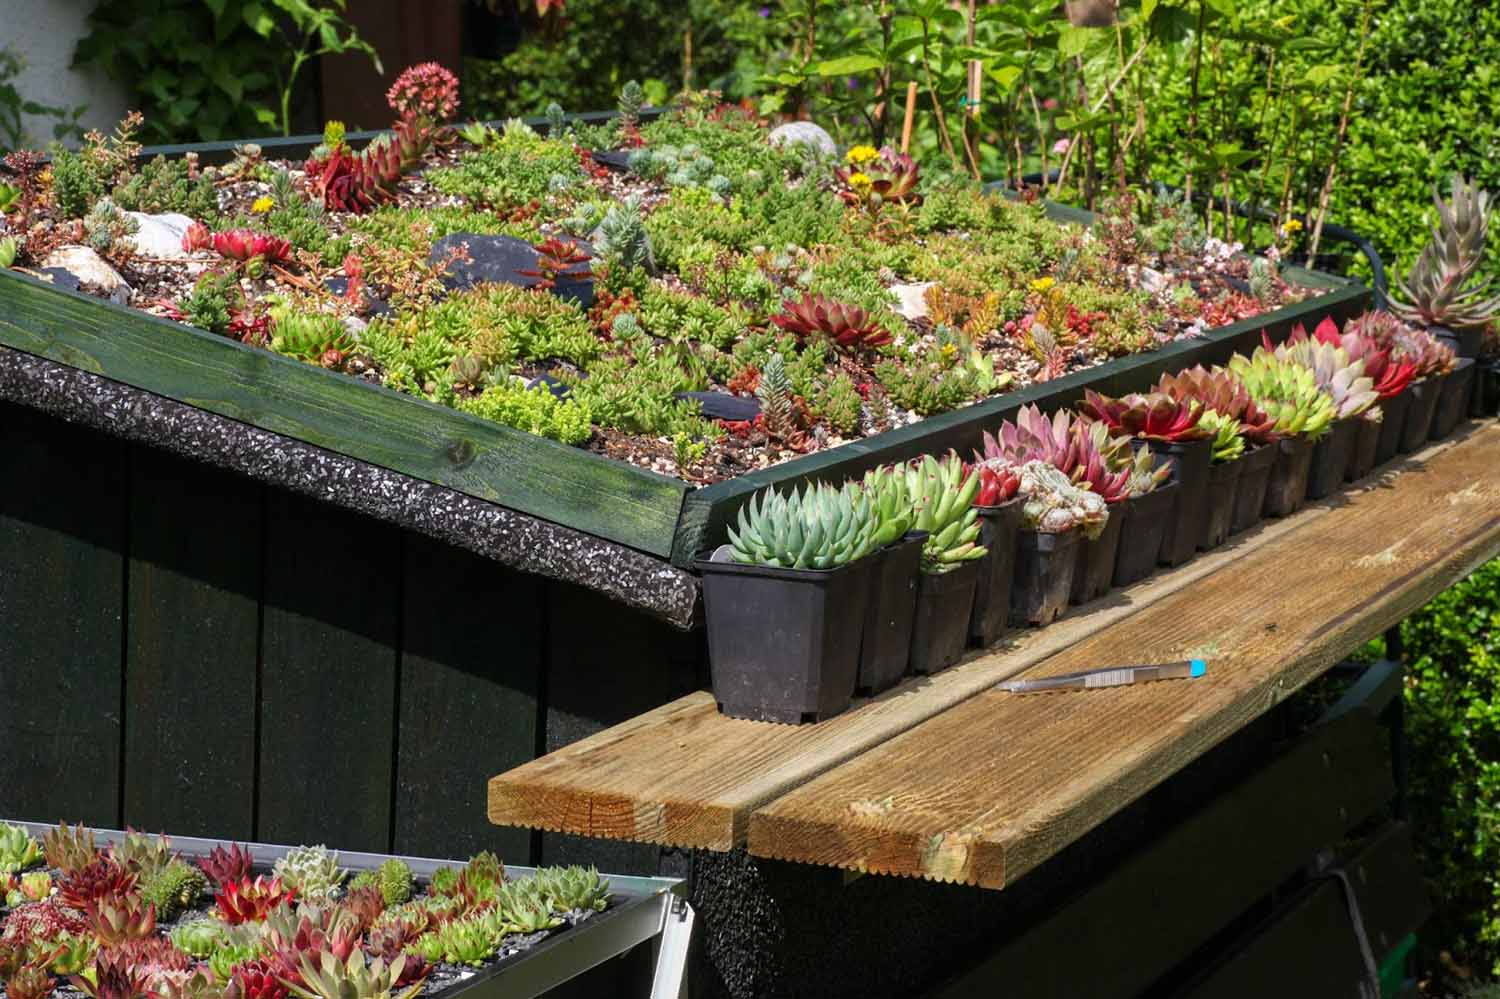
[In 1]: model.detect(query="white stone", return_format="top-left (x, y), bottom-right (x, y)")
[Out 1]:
top-left (42, 246), bottom-right (131, 305)
top-left (891, 282), bottom-right (935, 321)
top-left (768, 121), bottom-right (837, 159)
top-left (125, 212), bottom-right (196, 259)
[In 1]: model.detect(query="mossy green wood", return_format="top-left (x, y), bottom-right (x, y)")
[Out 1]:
top-left (0, 269), bottom-right (689, 558)
top-left (671, 278), bottom-right (1372, 565)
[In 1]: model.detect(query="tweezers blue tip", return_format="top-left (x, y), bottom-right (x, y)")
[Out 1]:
top-left (1190, 659), bottom-right (1207, 678)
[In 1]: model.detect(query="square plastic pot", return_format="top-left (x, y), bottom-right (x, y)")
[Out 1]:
top-left (1199, 456), bottom-right (1244, 551)
top-left (1431, 358), bottom-right (1476, 440)
top-left (697, 554), bottom-right (871, 723)
top-left (969, 501), bottom-right (1023, 648)
top-left (910, 559), bottom-right (981, 676)
top-left (1471, 361), bottom-right (1500, 418)
top-left (1263, 435), bottom-right (1315, 518)
top-left (1399, 376), bottom-right (1443, 453)
top-left (1011, 529), bottom-right (1081, 627)
top-left (1070, 505), bottom-right (1124, 605)
top-left (1144, 436), bottom-right (1213, 567)
top-left (1305, 417), bottom-right (1358, 500)
top-left (1230, 442), bottom-right (1278, 534)
top-left (855, 531), bottom-right (926, 696)
top-left (1432, 324), bottom-right (1483, 359)
top-left (1346, 413), bottom-right (1383, 482)
top-left (1112, 482), bottom-right (1178, 586)
top-left (1374, 388), bottom-right (1413, 466)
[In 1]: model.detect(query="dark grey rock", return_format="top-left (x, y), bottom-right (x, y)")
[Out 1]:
top-left (526, 373), bottom-right (572, 399)
top-left (677, 391), bottom-right (760, 422)
top-left (323, 276), bottom-right (393, 317)
top-left (431, 233), bottom-right (595, 308)
top-left (38, 268), bottom-right (82, 293)
top-left (590, 149), bottom-right (633, 172)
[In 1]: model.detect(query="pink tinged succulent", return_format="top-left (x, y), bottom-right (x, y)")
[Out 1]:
top-left (211, 229), bottom-right (292, 265)
top-left (386, 62), bottom-right (461, 123)
top-left (1078, 389), bottom-right (1210, 442)
top-left (181, 222), bottom-right (213, 253)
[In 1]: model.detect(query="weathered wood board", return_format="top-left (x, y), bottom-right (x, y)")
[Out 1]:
top-left (746, 424), bottom-right (1500, 886)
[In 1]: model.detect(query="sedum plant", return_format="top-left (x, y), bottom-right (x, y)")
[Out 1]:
top-left (1227, 348), bottom-right (1336, 439)
top-left (0, 824), bottom-right (42, 874)
top-left (1390, 175), bottom-right (1500, 331)
top-left (904, 453), bottom-right (985, 572)
top-left (727, 482), bottom-right (878, 569)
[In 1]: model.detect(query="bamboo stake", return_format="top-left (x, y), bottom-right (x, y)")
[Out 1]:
top-left (901, 81), bottom-right (918, 155)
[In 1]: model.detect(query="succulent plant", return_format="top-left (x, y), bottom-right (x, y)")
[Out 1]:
top-left (1273, 338), bottom-right (1379, 419)
top-left (771, 294), bottom-right (893, 352)
top-left (0, 824), bottom-right (43, 874)
top-left (154, 969), bottom-right (220, 999)
top-left (835, 147), bottom-right (922, 208)
top-left (137, 859), bottom-right (205, 920)
top-left (1226, 348), bottom-right (1336, 439)
top-left (1155, 364), bottom-right (1280, 443)
top-left (167, 919), bottom-right (225, 959)
top-left (904, 453), bottom-right (986, 571)
top-left (530, 866), bottom-right (609, 914)
top-left (410, 916), bottom-right (495, 967)
top-left (270, 313), bottom-right (354, 366)
top-left (38, 931), bottom-right (95, 975)
top-left (1391, 325), bottom-right (1457, 379)
top-left (211, 229), bottom-right (293, 267)
top-left (1124, 444), bottom-right (1171, 498)
top-left (56, 857), bottom-right (137, 912)
top-left (215, 876), bottom-right (297, 925)
top-left (726, 482), bottom-right (879, 569)
top-left (1007, 461), bottom-right (1111, 537)
top-left (99, 936), bottom-right (192, 984)
top-left (1078, 390), bottom-right (1210, 442)
top-left (1289, 314), bottom-right (1420, 401)
top-left (198, 843), bottom-right (254, 889)
top-left (0, 235), bottom-right (18, 268)
top-left (981, 404), bottom-right (1081, 471)
top-left (42, 823), bottom-right (96, 874)
top-left (84, 895), bottom-right (156, 946)
top-left (70, 953), bottom-right (153, 999)
top-left (385, 63), bottom-right (461, 124)
top-left (208, 942), bottom-right (263, 983)
top-left (7, 962), bottom-right (56, 999)
top-left (18, 871), bottom-right (51, 903)
top-left (286, 949), bottom-right (425, 999)
top-left (858, 464), bottom-right (915, 545)
top-left (1071, 421), bottom-right (1135, 504)
top-left (974, 462), bottom-right (1021, 507)
top-left (1199, 409), bottom-right (1246, 463)
top-left (496, 884), bottom-right (563, 935)
top-left (1390, 175), bottom-right (1500, 331)
top-left (1, 901), bottom-right (87, 950)
top-left (109, 832), bottom-right (174, 879)
top-left (272, 847), bottom-right (344, 903)
top-left (339, 885), bottom-right (386, 935)
top-left (427, 867), bottom-right (460, 898)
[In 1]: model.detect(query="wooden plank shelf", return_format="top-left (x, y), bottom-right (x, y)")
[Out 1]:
top-left (489, 424), bottom-right (1500, 864)
top-left (746, 423), bottom-right (1500, 886)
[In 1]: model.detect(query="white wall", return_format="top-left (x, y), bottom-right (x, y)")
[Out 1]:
top-left (1, 0), bottom-right (131, 147)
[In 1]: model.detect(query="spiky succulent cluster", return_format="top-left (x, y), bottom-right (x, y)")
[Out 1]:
top-left (1227, 348), bottom-right (1336, 439)
top-left (974, 462), bottom-right (1021, 506)
top-left (1006, 460), bottom-right (1111, 537)
top-left (215, 876), bottom-right (297, 924)
top-left (982, 405), bottom-right (1133, 503)
top-left (727, 482), bottom-right (879, 569)
top-left (43, 823), bottom-right (97, 874)
top-left (138, 859), bottom-right (206, 921)
top-left (1391, 175), bottom-right (1500, 331)
top-left (168, 920), bottom-right (226, 959)
top-left (270, 313), bottom-right (354, 367)
top-left (0, 825), bottom-right (43, 874)
top-left (835, 146), bottom-right (922, 208)
top-left (1198, 410), bottom-right (1246, 463)
top-left (1272, 338), bottom-right (1378, 419)
top-left (304, 117), bottom-right (442, 214)
top-left (1156, 364), bottom-right (1280, 443)
top-left (771, 294), bottom-right (893, 352)
top-left (1079, 390), bottom-right (1210, 442)
top-left (286, 949), bottom-right (424, 999)
top-left (904, 453), bottom-right (985, 571)
top-left (273, 847), bottom-right (345, 904)
top-left (1288, 316), bottom-right (1417, 401)
top-left (528, 866), bottom-right (610, 915)
top-left (373, 860), bottom-right (412, 908)
top-left (858, 464), bottom-right (915, 546)
top-left (197, 843), bottom-right (253, 889)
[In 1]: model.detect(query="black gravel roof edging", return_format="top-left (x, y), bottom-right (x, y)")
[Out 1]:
top-left (0, 344), bottom-right (700, 629)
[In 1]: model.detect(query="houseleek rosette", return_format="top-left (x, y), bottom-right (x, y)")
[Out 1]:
top-left (728, 482), bottom-right (879, 569)
top-left (859, 464), bottom-right (915, 547)
top-left (904, 453), bottom-right (986, 573)
top-left (1227, 348), bottom-right (1336, 440)
top-left (1273, 339), bottom-right (1379, 420)
top-left (1199, 409), bottom-right (1246, 463)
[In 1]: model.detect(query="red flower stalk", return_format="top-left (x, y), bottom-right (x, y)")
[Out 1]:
top-left (214, 876), bottom-right (295, 925)
top-left (211, 229), bottom-right (292, 265)
top-left (56, 858), bottom-right (137, 912)
top-left (1078, 389), bottom-right (1210, 442)
top-left (974, 463), bottom-right (1021, 506)
top-left (771, 294), bottom-right (893, 352)
top-left (386, 62), bottom-right (461, 123)
top-left (197, 842), bottom-right (253, 888)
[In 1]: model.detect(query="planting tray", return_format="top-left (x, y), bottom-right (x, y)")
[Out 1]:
top-left (0, 125), bottom-right (1369, 626)
top-left (0, 820), bottom-right (692, 999)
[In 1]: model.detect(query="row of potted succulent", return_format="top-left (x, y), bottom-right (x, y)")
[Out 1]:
top-left (697, 304), bottom-right (1471, 725)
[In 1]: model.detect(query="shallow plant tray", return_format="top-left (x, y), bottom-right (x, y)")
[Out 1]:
top-left (2, 820), bottom-right (690, 999)
top-left (0, 125), bottom-right (1369, 570)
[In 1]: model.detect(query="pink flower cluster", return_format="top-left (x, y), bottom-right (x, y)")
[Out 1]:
top-left (386, 62), bottom-right (460, 123)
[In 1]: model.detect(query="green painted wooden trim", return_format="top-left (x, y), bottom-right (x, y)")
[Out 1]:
top-left (0, 268), bottom-right (688, 558)
top-left (670, 279), bottom-right (1371, 565)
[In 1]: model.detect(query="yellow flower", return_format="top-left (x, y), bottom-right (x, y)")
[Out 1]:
top-left (847, 172), bottom-right (874, 196)
top-left (1278, 218), bottom-right (1303, 237)
top-left (251, 196), bottom-right (275, 214)
top-left (845, 144), bottom-right (879, 166)
top-left (1030, 276), bottom-right (1055, 293)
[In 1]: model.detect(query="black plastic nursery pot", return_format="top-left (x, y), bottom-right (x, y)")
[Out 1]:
top-left (1431, 357), bottom-right (1476, 440)
top-left (1374, 387), bottom-right (1414, 466)
top-left (910, 559), bottom-right (982, 675)
top-left (1305, 417), bottom-right (1358, 501)
top-left (856, 531), bottom-right (927, 695)
top-left (697, 555), bottom-right (870, 723)
top-left (1230, 442), bottom-right (1278, 534)
top-left (1399, 376), bottom-right (1444, 453)
top-left (1347, 412), bottom-right (1383, 481)
top-left (1011, 529), bottom-right (1081, 626)
top-left (1263, 435), bottom-right (1315, 518)
top-left (1432, 324), bottom-right (1483, 359)
top-left (1145, 437), bottom-right (1214, 567)
top-left (1069, 504), bottom-right (1125, 605)
top-left (1113, 481), bottom-right (1178, 586)
top-left (1471, 361), bottom-right (1500, 418)
top-left (969, 501), bottom-right (1023, 647)
top-left (1199, 456), bottom-right (1244, 551)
